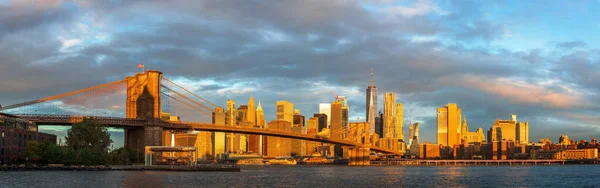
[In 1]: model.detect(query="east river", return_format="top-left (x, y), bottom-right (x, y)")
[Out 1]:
top-left (1, 165), bottom-right (599, 187)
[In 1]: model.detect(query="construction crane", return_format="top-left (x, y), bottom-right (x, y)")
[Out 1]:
top-left (331, 90), bottom-right (339, 101)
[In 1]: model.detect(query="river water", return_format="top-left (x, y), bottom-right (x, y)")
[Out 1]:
top-left (1, 165), bottom-right (599, 187)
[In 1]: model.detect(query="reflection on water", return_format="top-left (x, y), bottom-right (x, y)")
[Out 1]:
top-left (1, 165), bottom-right (599, 187)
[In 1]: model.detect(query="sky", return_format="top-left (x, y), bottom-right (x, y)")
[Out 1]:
top-left (1, 0), bottom-right (600, 147)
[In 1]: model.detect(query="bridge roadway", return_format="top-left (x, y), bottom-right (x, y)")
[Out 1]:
top-left (12, 114), bottom-right (402, 155)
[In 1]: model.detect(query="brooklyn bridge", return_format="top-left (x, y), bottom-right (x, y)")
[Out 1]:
top-left (0, 70), bottom-right (402, 165)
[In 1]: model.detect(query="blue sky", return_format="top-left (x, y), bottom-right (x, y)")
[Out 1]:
top-left (1, 0), bottom-right (600, 147)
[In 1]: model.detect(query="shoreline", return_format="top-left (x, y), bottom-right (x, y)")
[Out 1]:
top-left (0, 165), bottom-right (240, 172)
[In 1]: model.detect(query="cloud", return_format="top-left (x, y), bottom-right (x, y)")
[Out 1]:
top-left (1, 0), bottom-right (600, 144)
top-left (450, 75), bottom-right (590, 109)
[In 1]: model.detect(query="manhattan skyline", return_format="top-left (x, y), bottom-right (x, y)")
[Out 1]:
top-left (1, 0), bottom-right (600, 145)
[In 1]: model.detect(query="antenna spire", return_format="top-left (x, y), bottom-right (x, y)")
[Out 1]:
top-left (370, 68), bottom-right (375, 86)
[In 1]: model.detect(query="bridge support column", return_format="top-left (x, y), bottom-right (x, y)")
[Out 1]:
top-left (125, 126), bottom-right (163, 156)
top-left (348, 146), bottom-right (370, 166)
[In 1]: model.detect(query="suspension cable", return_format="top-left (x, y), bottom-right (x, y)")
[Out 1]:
top-left (161, 77), bottom-right (218, 107)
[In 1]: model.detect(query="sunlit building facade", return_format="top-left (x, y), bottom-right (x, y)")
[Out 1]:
top-left (277, 100), bottom-right (294, 124)
top-left (366, 69), bottom-right (378, 133)
top-left (437, 103), bottom-right (462, 146)
top-left (263, 120), bottom-right (292, 158)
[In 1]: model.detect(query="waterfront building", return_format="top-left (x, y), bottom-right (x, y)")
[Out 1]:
top-left (419, 142), bottom-right (441, 159)
top-left (487, 114), bottom-right (529, 144)
top-left (383, 92), bottom-right (396, 139)
top-left (517, 122), bottom-right (529, 144)
top-left (437, 103), bottom-right (462, 146)
top-left (319, 103), bottom-right (331, 126)
top-left (408, 122), bottom-right (420, 158)
top-left (263, 120), bottom-right (292, 158)
top-left (366, 69), bottom-right (378, 133)
top-left (313, 113), bottom-right (328, 132)
top-left (0, 113), bottom-right (57, 165)
top-left (276, 101), bottom-right (294, 124)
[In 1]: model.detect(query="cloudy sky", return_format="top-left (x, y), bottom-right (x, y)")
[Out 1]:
top-left (1, 0), bottom-right (600, 146)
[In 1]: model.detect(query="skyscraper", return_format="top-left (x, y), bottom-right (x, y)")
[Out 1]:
top-left (437, 103), bottom-right (462, 146)
top-left (396, 103), bottom-right (404, 141)
top-left (319, 103), bottom-right (331, 127)
top-left (226, 100), bottom-right (236, 152)
top-left (212, 106), bottom-right (226, 158)
top-left (256, 101), bottom-right (266, 128)
top-left (293, 109), bottom-right (305, 127)
top-left (252, 101), bottom-right (266, 155)
top-left (330, 101), bottom-right (342, 140)
top-left (366, 69), bottom-right (378, 132)
top-left (247, 94), bottom-right (256, 125)
top-left (375, 111), bottom-right (384, 138)
top-left (383, 92), bottom-right (396, 139)
top-left (276, 100), bottom-right (294, 123)
top-left (337, 96), bottom-right (349, 139)
top-left (313, 113), bottom-right (328, 132)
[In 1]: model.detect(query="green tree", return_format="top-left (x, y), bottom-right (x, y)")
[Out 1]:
top-left (25, 141), bottom-right (42, 163)
top-left (65, 119), bottom-right (113, 165)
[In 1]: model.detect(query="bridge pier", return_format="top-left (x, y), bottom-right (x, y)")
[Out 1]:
top-left (348, 146), bottom-right (370, 166)
top-left (124, 126), bottom-right (163, 155)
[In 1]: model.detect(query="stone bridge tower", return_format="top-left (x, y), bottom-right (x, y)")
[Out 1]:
top-left (124, 70), bottom-right (164, 154)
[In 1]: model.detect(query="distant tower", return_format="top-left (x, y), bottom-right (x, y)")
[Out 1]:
top-left (256, 101), bottom-right (266, 128)
top-left (383, 92), bottom-right (396, 139)
top-left (366, 68), bottom-right (378, 133)
top-left (247, 94), bottom-right (256, 125)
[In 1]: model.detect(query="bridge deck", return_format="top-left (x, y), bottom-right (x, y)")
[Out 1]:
top-left (11, 114), bottom-right (402, 155)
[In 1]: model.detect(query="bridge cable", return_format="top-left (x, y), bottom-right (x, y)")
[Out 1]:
top-left (0, 79), bottom-right (127, 111)
top-left (161, 85), bottom-right (214, 112)
top-left (160, 92), bottom-right (213, 117)
top-left (161, 77), bottom-right (218, 108)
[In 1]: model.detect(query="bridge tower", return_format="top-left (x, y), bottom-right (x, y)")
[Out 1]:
top-left (124, 70), bottom-right (164, 154)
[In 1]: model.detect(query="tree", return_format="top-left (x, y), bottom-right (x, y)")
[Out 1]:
top-left (65, 118), bottom-right (113, 165)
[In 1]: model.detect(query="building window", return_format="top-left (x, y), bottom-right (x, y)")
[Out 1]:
top-left (1, 131), bottom-right (3, 138)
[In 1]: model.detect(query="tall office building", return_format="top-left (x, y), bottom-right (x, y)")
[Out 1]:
top-left (383, 92), bottom-right (396, 139)
top-left (437, 103), bottom-right (462, 146)
top-left (212, 106), bottom-right (226, 158)
top-left (247, 94), bottom-right (256, 125)
top-left (319, 103), bottom-right (331, 126)
top-left (375, 111), bottom-right (384, 138)
top-left (251, 101), bottom-right (266, 155)
top-left (366, 69), bottom-right (378, 132)
top-left (487, 114), bottom-right (528, 144)
top-left (330, 101), bottom-right (342, 140)
top-left (276, 100), bottom-right (294, 123)
top-left (225, 100), bottom-right (236, 152)
top-left (396, 103), bottom-right (404, 141)
top-left (516, 121), bottom-right (529, 144)
top-left (337, 96), bottom-right (349, 138)
top-left (313, 113), bottom-right (328, 132)
top-left (293, 110), bottom-right (305, 127)
top-left (256, 101), bottom-right (266, 128)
